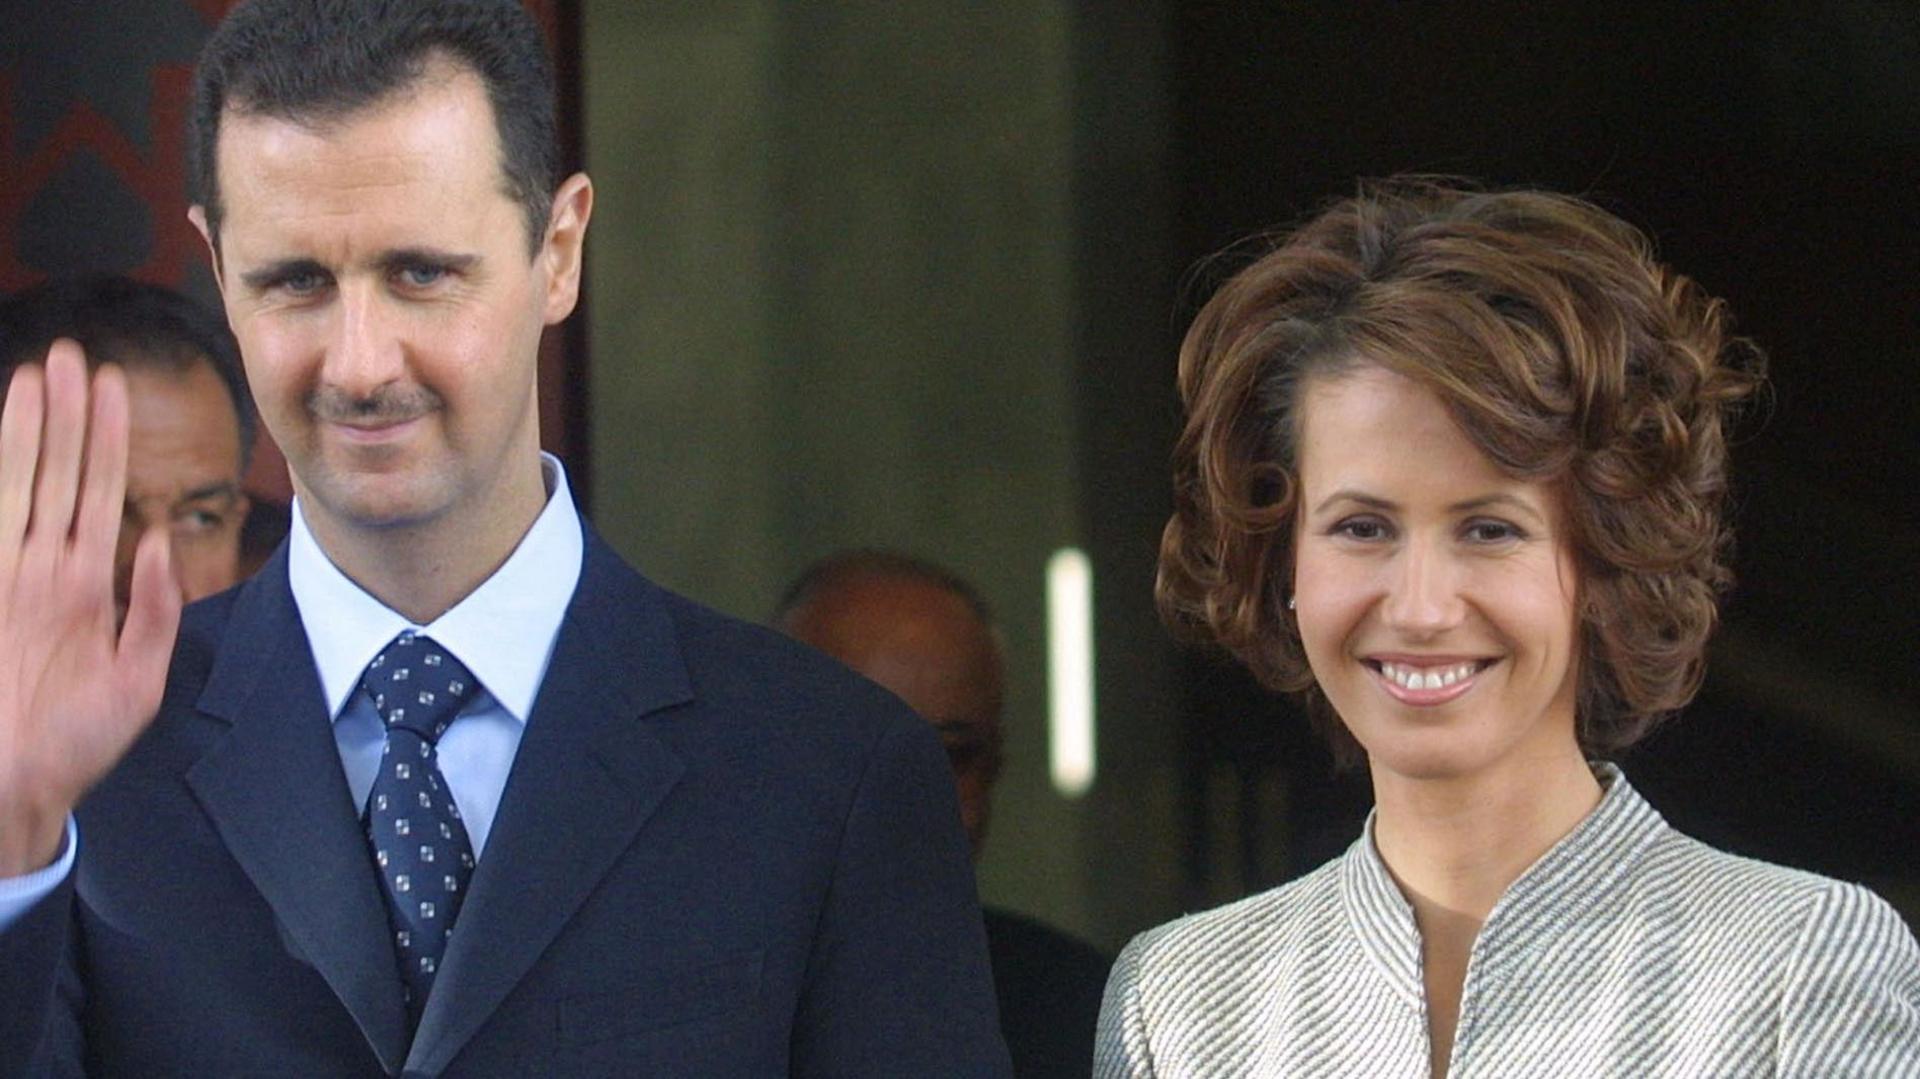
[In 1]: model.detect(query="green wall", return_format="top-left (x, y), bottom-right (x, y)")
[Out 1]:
top-left (583, 2), bottom-right (1181, 947)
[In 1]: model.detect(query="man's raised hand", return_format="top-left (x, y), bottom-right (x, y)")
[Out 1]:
top-left (0, 340), bottom-right (181, 876)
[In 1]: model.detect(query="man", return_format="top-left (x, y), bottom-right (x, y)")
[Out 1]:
top-left (776, 551), bottom-right (1112, 1079)
top-left (0, 2), bottom-right (1006, 1075)
top-left (0, 276), bottom-right (253, 622)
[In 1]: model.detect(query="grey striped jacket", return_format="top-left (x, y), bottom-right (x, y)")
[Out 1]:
top-left (1096, 766), bottom-right (1920, 1077)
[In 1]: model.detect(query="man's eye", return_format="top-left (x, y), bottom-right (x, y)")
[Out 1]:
top-left (398, 264), bottom-right (447, 288)
top-left (175, 510), bottom-right (226, 534)
top-left (281, 270), bottom-right (327, 294)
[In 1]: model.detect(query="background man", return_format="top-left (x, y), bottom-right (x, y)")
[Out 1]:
top-left (777, 550), bottom-right (1112, 1079)
top-left (0, 2), bottom-right (1005, 1074)
top-left (0, 275), bottom-right (252, 621)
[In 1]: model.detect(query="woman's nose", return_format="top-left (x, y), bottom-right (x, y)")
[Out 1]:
top-left (1379, 539), bottom-right (1465, 635)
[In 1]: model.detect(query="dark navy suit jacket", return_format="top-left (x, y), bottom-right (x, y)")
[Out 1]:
top-left (0, 531), bottom-right (1011, 1076)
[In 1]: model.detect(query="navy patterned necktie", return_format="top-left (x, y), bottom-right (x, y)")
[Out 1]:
top-left (360, 631), bottom-right (479, 1029)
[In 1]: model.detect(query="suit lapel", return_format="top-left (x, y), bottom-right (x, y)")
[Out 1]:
top-left (406, 534), bottom-right (693, 1076)
top-left (183, 548), bottom-right (412, 1073)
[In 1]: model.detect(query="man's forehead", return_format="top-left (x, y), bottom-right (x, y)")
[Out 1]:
top-left (797, 577), bottom-right (1005, 716)
top-left (212, 65), bottom-right (513, 231)
top-left (218, 54), bottom-right (493, 159)
top-left (124, 358), bottom-right (240, 427)
top-left (805, 577), bottom-right (985, 649)
top-left (122, 361), bottom-right (246, 490)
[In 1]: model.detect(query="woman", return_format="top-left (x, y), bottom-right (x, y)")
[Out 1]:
top-left (1096, 179), bottom-right (1920, 1076)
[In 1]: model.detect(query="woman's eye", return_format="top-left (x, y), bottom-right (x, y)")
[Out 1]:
top-left (1464, 519), bottom-right (1524, 543)
top-left (1332, 517), bottom-right (1391, 541)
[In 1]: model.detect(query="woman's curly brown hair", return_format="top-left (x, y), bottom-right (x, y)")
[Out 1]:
top-left (1157, 178), bottom-right (1765, 761)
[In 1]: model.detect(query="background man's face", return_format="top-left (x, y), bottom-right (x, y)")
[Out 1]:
top-left (784, 576), bottom-right (1006, 858)
top-left (202, 63), bottom-right (557, 538)
top-left (116, 360), bottom-right (247, 620)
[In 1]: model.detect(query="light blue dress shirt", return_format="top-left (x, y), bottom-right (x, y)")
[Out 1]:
top-left (0, 454), bottom-right (584, 928)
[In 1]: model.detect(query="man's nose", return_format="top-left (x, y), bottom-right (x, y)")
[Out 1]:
top-left (323, 284), bottom-right (406, 395)
top-left (1380, 537), bottom-right (1465, 635)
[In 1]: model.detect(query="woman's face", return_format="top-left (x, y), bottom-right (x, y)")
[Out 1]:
top-left (1291, 366), bottom-right (1582, 787)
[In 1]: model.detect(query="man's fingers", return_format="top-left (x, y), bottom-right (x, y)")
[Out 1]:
top-left (75, 364), bottom-right (131, 574)
top-left (0, 362), bottom-right (46, 558)
top-left (29, 340), bottom-right (90, 544)
top-left (117, 525), bottom-right (181, 717)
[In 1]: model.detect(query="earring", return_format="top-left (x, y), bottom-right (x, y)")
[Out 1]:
top-left (1286, 595), bottom-right (1296, 611)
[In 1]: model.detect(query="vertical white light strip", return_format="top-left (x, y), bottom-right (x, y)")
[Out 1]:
top-left (1047, 547), bottom-right (1096, 797)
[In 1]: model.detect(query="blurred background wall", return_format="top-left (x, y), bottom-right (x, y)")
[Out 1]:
top-left (6, 1), bottom-right (1915, 952)
top-left (581, 2), bottom-right (1185, 949)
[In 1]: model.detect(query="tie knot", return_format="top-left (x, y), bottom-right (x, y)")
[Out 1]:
top-left (360, 632), bottom-right (476, 743)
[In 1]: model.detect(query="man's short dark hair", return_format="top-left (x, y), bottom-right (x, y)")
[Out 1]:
top-left (189, 0), bottom-right (559, 254)
top-left (773, 549), bottom-right (995, 629)
top-left (0, 275), bottom-right (257, 469)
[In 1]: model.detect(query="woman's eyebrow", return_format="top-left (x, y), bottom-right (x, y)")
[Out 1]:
top-left (1311, 489), bottom-right (1394, 514)
top-left (1309, 490), bottom-right (1546, 521)
top-left (1448, 493), bottom-right (1546, 522)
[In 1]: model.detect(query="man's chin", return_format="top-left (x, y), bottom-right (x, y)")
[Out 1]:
top-left (296, 466), bottom-right (457, 531)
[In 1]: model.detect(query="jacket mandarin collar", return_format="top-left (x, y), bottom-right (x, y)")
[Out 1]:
top-left (1340, 763), bottom-right (1668, 1002)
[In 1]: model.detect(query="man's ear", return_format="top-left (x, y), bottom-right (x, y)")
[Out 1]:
top-left (187, 205), bottom-right (224, 289)
top-left (539, 172), bottom-right (593, 325)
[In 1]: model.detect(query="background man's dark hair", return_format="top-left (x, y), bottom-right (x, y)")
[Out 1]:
top-left (0, 275), bottom-right (256, 468)
top-left (189, 0), bottom-right (559, 254)
top-left (773, 549), bottom-right (996, 629)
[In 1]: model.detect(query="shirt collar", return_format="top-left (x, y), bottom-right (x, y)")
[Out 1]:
top-left (288, 453), bottom-right (585, 723)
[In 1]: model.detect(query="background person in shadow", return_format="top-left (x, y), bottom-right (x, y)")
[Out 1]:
top-left (0, 275), bottom-right (253, 619)
top-left (777, 550), bottom-right (1113, 1078)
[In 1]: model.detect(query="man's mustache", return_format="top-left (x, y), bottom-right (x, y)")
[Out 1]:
top-left (308, 385), bottom-right (443, 425)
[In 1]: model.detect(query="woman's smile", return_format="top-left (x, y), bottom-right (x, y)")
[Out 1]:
top-left (1363, 655), bottom-right (1499, 706)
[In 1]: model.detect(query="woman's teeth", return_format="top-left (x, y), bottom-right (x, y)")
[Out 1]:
top-left (1378, 661), bottom-right (1482, 690)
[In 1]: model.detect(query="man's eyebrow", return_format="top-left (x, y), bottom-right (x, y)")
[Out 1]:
top-left (238, 258), bottom-right (326, 291)
top-left (377, 248), bottom-right (479, 273)
top-left (236, 250), bottom-right (478, 291)
top-left (179, 481), bottom-right (243, 504)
